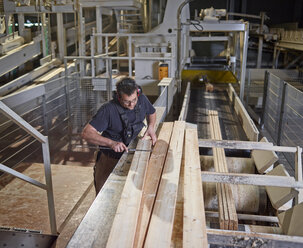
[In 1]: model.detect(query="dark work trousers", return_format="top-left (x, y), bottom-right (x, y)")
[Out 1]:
top-left (94, 152), bottom-right (119, 195)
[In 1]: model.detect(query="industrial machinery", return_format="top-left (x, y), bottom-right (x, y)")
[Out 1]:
top-left (0, 0), bottom-right (303, 247)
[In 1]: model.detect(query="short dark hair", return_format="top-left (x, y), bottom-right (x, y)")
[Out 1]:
top-left (116, 77), bottom-right (138, 96)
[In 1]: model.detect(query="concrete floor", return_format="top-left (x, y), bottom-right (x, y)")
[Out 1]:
top-left (0, 162), bottom-right (95, 248)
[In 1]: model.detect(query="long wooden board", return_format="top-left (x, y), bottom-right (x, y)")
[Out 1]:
top-left (133, 122), bottom-right (174, 248)
top-left (227, 83), bottom-right (259, 141)
top-left (106, 139), bottom-right (152, 248)
top-left (144, 121), bottom-right (185, 247)
top-left (183, 128), bottom-right (208, 247)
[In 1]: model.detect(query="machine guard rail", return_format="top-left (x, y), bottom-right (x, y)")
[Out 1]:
top-left (0, 101), bottom-right (57, 235)
top-left (199, 138), bottom-right (303, 204)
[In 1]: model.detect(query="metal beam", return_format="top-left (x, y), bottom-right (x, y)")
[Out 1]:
top-left (42, 140), bottom-right (57, 235)
top-left (178, 82), bottom-right (190, 121)
top-left (0, 59), bottom-right (60, 97)
top-left (0, 39), bottom-right (41, 77)
top-left (17, 14), bottom-right (25, 37)
top-left (239, 22), bottom-right (249, 100)
top-left (0, 85), bottom-right (45, 109)
top-left (56, 13), bottom-right (65, 61)
top-left (191, 36), bottom-right (229, 42)
top-left (0, 163), bottom-right (47, 190)
top-left (190, 21), bottom-right (246, 32)
top-left (0, 101), bottom-right (46, 143)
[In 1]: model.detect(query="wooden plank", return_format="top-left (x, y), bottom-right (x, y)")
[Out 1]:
top-left (67, 153), bottom-right (134, 248)
top-left (106, 139), bottom-right (152, 248)
top-left (133, 122), bottom-right (174, 248)
top-left (207, 228), bottom-right (303, 247)
top-left (209, 110), bottom-right (228, 229)
top-left (234, 93), bottom-right (259, 141)
top-left (171, 146), bottom-right (185, 247)
top-left (227, 83), bottom-right (236, 103)
top-left (227, 83), bottom-right (259, 141)
top-left (201, 171), bottom-right (303, 188)
top-left (198, 138), bottom-right (297, 153)
top-left (205, 211), bottom-right (279, 223)
top-left (208, 110), bottom-right (228, 229)
top-left (208, 110), bottom-right (238, 230)
top-left (183, 128), bottom-right (208, 247)
top-left (252, 137), bottom-right (279, 174)
top-left (34, 67), bottom-right (65, 83)
top-left (144, 121), bottom-right (185, 247)
top-left (266, 164), bottom-right (297, 209)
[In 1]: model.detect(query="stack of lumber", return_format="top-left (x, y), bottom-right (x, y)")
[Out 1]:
top-left (208, 110), bottom-right (238, 230)
top-left (106, 121), bottom-right (208, 247)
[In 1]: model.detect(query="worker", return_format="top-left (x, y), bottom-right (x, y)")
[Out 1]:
top-left (82, 77), bottom-right (157, 195)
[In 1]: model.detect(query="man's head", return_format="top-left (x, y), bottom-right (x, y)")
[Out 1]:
top-left (116, 77), bottom-right (139, 110)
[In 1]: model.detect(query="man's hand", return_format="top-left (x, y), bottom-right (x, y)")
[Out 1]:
top-left (110, 141), bottom-right (128, 153)
top-left (82, 124), bottom-right (128, 153)
top-left (143, 126), bottom-right (157, 146)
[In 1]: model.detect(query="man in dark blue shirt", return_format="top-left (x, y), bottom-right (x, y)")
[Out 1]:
top-left (82, 77), bottom-right (157, 194)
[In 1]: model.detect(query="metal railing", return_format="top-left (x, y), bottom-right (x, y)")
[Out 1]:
top-left (0, 101), bottom-right (57, 235)
top-left (90, 32), bottom-right (176, 79)
top-left (178, 82), bottom-right (190, 121)
top-left (261, 71), bottom-right (303, 170)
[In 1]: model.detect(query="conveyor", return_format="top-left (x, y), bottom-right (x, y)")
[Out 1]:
top-left (67, 81), bottom-right (303, 247)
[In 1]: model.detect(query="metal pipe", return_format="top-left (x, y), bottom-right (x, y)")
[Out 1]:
top-left (128, 36), bottom-right (132, 76)
top-left (91, 32), bottom-right (95, 78)
top-left (0, 101), bottom-right (46, 143)
top-left (239, 22), bottom-right (249, 101)
top-left (42, 140), bottom-right (57, 235)
top-left (176, 0), bottom-right (195, 95)
top-left (0, 163), bottom-right (47, 190)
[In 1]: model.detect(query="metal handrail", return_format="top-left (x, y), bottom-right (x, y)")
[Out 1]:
top-left (0, 100), bottom-right (57, 235)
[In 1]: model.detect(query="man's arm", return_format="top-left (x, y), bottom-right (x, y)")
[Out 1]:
top-left (143, 112), bottom-right (157, 145)
top-left (82, 124), bottom-right (128, 152)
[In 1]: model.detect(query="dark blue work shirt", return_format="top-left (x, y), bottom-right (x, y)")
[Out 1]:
top-left (89, 94), bottom-right (155, 143)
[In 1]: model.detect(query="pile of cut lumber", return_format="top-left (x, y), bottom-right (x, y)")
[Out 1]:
top-left (208, 110), bottom-right (238, 230)
top-left (106, 121), bottom-right (208, 247)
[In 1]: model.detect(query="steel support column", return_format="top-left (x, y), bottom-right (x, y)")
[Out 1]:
top-left (239, 22), bottom-right (249, 101)
top-left (96, 7), bottom-right (104, 73)
top-left (17, 14), bottom-right (25, 37)
top-left (56, 13), bottom-right (65, 60)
